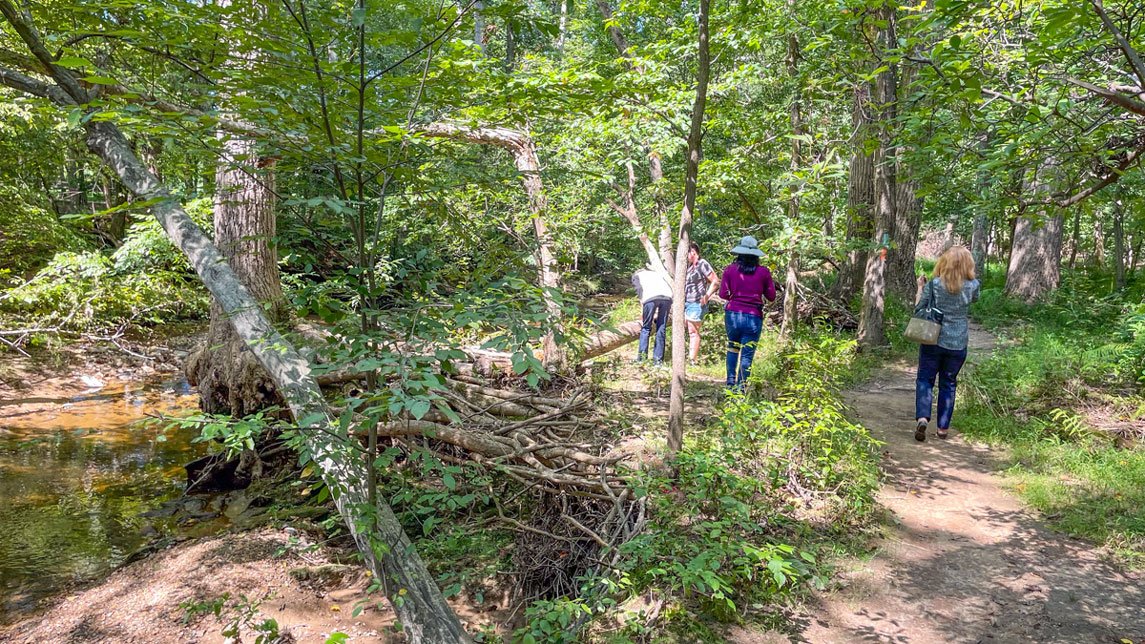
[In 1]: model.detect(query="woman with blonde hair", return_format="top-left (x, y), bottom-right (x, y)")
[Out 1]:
top-left (914, 245), bottom-right (980, 441)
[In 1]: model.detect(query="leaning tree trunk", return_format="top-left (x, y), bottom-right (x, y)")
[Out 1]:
top-left (836, 81), bottom-right (875, 302)
top-left (0, 6), bottom-right (460, 636)
top-left (186, 135), bottom-right (287, 416)
top-left (781, 21), bottom-right (801, 338)
top-left (667, 0), bottom-right (710, 454)
top-left (418, 123), bottom-right (565, 370)
top-left (857, 5), bottom-right (897, 349)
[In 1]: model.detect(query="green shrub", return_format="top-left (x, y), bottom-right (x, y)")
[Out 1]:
top-left (0, 190), bottom-right (90, 285)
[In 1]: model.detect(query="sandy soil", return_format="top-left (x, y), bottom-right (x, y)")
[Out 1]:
top-left (798, 328), bottom-right (1145, 643)
top-left (0, 528), bottom-right (506, 643)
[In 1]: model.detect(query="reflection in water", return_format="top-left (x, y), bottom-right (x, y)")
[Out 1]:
top-left (0, 380), bottom-right (202, 621)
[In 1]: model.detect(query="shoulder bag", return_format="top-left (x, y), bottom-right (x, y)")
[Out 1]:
top-left (903, 280), bottom-right (944, 345)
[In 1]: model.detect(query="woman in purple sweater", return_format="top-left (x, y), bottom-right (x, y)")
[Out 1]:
top-left (718, 236), bottom-right (776, 389)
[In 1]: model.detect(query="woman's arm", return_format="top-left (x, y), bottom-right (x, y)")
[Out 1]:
top-left (718, 267), bottom-right (731, 301)
top-left (915, 275), bottom-right (928, 305)
top-left (763, 268), bottom-right (776, 302)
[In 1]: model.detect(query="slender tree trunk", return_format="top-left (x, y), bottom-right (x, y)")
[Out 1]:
top-left (890, 174), bottom-right (921, 297)
top-left (667, 0), bottom-right (710, 455)
top-left (940, 216), bottom-right (956, 252)
top-left (649, 149), bottom-right (675, 276)
top-left (1114, 193), bottom-right (1126, 289)
top-left (858, 6), bottom-right (897, 349)
top-left (836, 81), bottom-right (875, 302)
top-left (474, 0), bottom-right (485, 54)
top-left (781, 24), bottom-right (801, 337)
top-left (1068, 206), bottom-right (1081, 269)
top-left (557, 0), bottom-right (569, 53)
top-left (1094, 216), bottom-right (1106, 267)
top-left (971, 214), bottom-right (989, 278)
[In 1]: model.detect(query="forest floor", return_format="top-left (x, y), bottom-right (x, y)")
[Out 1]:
top-left (793, 327), bottom-right (1145, 644)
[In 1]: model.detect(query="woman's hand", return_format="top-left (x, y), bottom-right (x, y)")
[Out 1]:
top-left (917, 274), bottom-right (927, 288)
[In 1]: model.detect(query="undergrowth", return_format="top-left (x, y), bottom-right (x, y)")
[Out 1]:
top-left (517, 328), bottom-right (880, 642)
top-left (960, 267), bottom-right (1145, 567)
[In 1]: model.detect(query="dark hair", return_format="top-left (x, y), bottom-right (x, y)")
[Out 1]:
top-left (734, 254), bottom-right (759, 275)
top-left (689, 241), bottom-right (701, 255)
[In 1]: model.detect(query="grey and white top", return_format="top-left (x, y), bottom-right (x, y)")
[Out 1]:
top-left (920, 277), bottom-right (980, 350)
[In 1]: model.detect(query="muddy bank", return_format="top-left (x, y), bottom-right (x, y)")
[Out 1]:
top-left (0, 527), bottom-right (507, 643)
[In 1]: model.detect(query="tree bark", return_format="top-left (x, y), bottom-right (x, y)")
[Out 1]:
top-left (1114, 191), bottom-right (1126, 289)
top-left (836, 81), bottom-right (875, 302)
top-left (781, 24), bottom-right (801, 337)
top-left (1094, 215), bottom-right (1106, 267)
top-left (186, 135), bottom-right (287, 416)
top-left (1067, 205), bottom-right (1081, 269)
top-left (971, 214), bottom-right (989, 278)
top-left (888, 62), bottom-right (920, 300)
top-left (667, 0), bottom-right (710, 455)
top-left (1005, 169), bottom-right (1063, 302)
top-left (857, 6), bottom-right (897, 349)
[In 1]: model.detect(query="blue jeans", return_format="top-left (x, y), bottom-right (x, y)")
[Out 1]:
top-left (725, 311), bottom-right (763, 388)
top-left (638, 299), bottom-right (671, 363)
top-left (916, 344), bottom-right (968, 429)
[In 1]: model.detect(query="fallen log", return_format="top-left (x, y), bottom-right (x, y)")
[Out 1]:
top-left (578, 320), bottom-right (643, 362)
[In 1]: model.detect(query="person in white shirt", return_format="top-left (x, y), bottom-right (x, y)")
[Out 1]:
top-left (632, 266), bottom-right (673, 364)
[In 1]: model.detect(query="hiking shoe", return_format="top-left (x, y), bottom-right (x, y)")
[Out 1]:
top-left (914, 420), bottom-right (927, 442)
top-left (936, 427), bottom-right (949, 439)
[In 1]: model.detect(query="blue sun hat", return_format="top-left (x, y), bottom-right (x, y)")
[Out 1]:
top-left (731, 235), bottom-right (764, 257)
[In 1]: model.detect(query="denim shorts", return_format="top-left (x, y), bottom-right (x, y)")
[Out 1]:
top-left (685, 302), bottom-right (704, 322)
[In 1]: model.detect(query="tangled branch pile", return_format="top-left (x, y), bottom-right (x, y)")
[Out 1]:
top-left (374, 374), bottom-right (645, 602)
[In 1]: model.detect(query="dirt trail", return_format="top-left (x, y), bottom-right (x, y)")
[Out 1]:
top-left (799, 327), bottom-right (1145, 644)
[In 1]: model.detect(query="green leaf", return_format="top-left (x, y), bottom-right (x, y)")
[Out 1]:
top-left (408, 398), bottom-right (431, 420)
top-left (82, 75), bottom-right (119, 86)
top-left (55, 56), bottom-right (93, 69)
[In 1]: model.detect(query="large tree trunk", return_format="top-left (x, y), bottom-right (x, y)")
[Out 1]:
top-left (857, 6), bottom-right (897, 349)
top-left (186, 135), bottom-right (286, 416)
top-left (890, 171), bottom-right (921, 298)
top-left (419, 123), bottom-right (565, 370)
top-left (1005, 170), bottom-right (1063, 302)
top-left (836, 81), bottom-right (875, 302)
top-left (667, 0), bottom-right (710, 454)
top-left (887, 62), bottom-right (920, 300)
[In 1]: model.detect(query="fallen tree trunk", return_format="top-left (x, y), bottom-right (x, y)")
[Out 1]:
top-left (579, 320), bottom-right (643, 362)
top-left (0, 6), bottom-right (469, 638)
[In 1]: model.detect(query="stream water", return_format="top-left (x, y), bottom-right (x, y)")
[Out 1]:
top-left (0, 377), bottom-right (203, 622)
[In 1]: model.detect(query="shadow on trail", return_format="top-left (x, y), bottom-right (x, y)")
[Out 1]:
top-left (798, 331), bottom-right (1145, 644)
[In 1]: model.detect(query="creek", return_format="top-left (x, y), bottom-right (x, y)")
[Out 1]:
top-left (0, 377), bottom-right (204, 622)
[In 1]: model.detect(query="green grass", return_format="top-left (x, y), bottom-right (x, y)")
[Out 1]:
top-left (956, 267), bottom-right (1145, 566)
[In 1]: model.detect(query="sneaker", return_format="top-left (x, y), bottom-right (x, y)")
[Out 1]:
top-left (914, 420), bottom-right (927, 442)
top-left (936, 427), bottom-right (949, 439)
